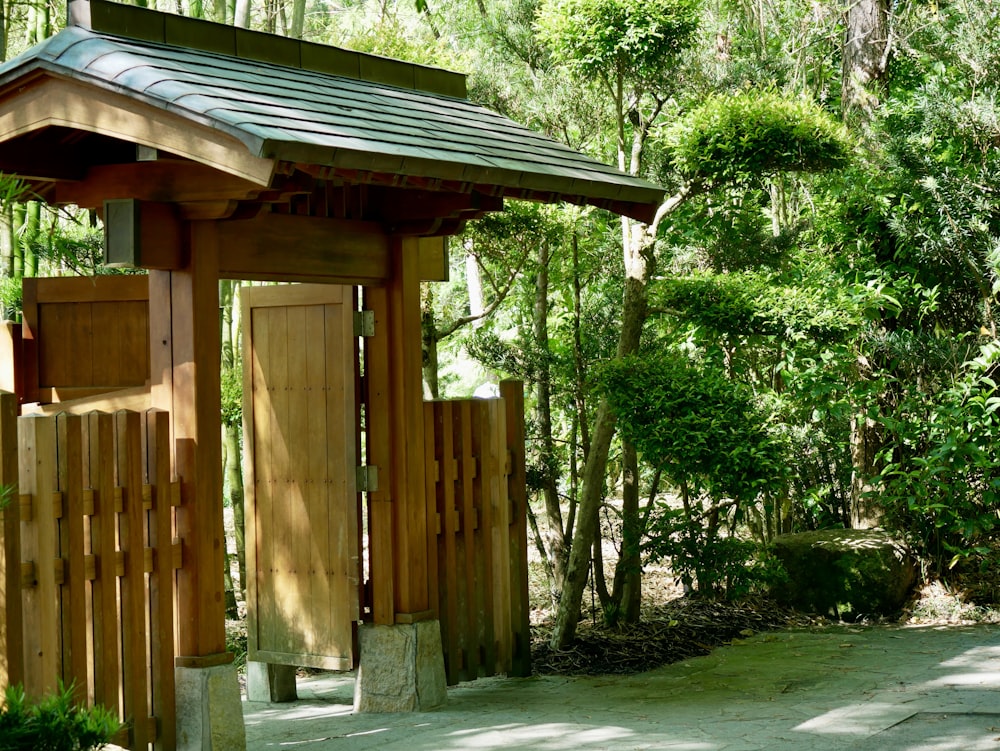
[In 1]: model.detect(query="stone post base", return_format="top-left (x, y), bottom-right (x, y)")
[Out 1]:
top-left (353, 620), bottom-right (447, 712)
top-left (246, 661), bottom-right (298, 703)
top-left (175, 661), bottom-right (246, 750)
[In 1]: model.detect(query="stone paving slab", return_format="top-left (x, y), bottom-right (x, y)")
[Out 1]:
top-left (244, 624), bottom-right (1000, 750)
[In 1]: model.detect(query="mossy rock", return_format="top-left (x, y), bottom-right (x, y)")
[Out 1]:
top-left (768, 529), bottom-right (917, 620)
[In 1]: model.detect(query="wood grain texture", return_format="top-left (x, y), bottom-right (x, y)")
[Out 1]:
top-left (243, 284), bottom-right (359, 669)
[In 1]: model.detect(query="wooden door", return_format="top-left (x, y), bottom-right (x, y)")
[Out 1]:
top-left (242, 284), bottom-right (360, 670)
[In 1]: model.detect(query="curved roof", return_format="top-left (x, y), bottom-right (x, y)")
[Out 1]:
top-left (0, 2), bottom-right (664, 221)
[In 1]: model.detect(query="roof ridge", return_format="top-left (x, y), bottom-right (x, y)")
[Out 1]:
top-left (66, 0), bottom-right (467, 99)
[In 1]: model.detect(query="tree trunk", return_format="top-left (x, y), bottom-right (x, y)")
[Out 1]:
top-left (290, 0), bottom-right (306, 38)
top-left (234, 0), bottom-right (251, 28)
top-left (849, 411), bottom-right (883, 528)
top-left (533, 238), bottom-right (568, 595)
top-left (550, 225), bottom-right (651, 648)
top-left (842, 0), bottom-right (891, 119)
top-left (466, 250), bottom-right (485, 327)
top-left (610, 440), bottom-right (641, 624)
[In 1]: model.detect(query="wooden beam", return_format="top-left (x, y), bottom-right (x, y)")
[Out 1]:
top-left (217, 213), bottom-right (390, 284)
top-left (57, 161), bottom-right (265, 209)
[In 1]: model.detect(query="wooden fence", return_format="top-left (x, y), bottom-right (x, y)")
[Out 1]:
top-left (424, 380), bottom-right (531, 685)
top-left (0, 393), bottom-right (178, 751)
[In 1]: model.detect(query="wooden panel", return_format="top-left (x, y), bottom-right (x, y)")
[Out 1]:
top-left (21, 276), bottom-right (151, 407)
top-left (243, 283), bottom-right (359, 669)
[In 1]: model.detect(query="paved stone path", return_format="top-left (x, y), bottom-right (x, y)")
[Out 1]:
top-left (244, 624), bottom-right (1000, 750)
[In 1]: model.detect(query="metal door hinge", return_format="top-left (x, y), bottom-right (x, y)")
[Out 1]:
top-left (354, 310), bottom-right (375, 338)
top-left (356, 465), bottom-right (379, 492)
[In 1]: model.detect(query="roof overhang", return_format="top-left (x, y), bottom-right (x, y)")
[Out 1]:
top-left (0, 0), bottom-right (666, 224)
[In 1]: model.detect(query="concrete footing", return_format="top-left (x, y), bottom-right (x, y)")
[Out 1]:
top-left (246, 661), bottom-right (298, 703)
top-left (175, 661), bottom-right (246, 750)
top-left (353, 620), bottom-right (447, 712)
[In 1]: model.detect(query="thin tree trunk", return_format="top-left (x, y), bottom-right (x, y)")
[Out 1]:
top-left (611, 440), bottom-right (641, 624)
top-left (534, 238), bottom-right (567, 592)
top-left (289, 0), bottom-right (306, 38)
top-left (234, 0), bottom-right (251, 27)
top-left (466, 250), bottom-right (485, 326)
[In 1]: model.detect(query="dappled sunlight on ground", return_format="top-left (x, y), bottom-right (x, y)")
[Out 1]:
top-left (244, 625), bottom-right (1000, 750)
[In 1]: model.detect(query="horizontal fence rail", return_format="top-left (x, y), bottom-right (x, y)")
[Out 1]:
top-left (1, 402), bottom-right (178, 750)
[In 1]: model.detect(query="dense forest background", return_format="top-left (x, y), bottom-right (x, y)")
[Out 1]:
top-left (2, 0), bottom-right (999, 648)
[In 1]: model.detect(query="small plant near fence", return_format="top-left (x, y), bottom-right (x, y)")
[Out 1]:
top-left (0, 683), bottom-right (120, 751)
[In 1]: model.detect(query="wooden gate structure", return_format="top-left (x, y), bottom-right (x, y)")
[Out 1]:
top-left (0, 0), bottom-right (663, 748)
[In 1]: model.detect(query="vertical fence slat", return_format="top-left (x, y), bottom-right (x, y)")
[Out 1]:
top-left (488, 399), bottom-right (511, 675)
top-left (456, 401), bottom-right (481, 679)
top-left (57, 413), bottom-right (89, 701)
top-left (500, 381), bottom-right (531, 677)
top-left (0, 391), bottom-right (23, 692)
top-left (18, 414), bottom-right (59, 698)
top-left (90, 411), bottom-right (121, 718)
top-left (147, 409), bottom-right (175, 751)
top-left (117, 410), bottom-right (151, 750)
top-left (424, 402), bottom-right (440, 623)
top-left (472, 401), bottom-right (496, 677)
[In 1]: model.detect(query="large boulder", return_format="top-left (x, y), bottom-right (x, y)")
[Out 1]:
top-left (769, 529), bottom-right (917, 620)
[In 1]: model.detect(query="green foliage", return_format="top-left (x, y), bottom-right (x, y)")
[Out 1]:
top-left (0, 276), bottom-right (22, 321)
top-left (220, 358), bottom-right (243, 430)
top-left (645, 508), bottom-right (788, 599)
top-left (876, 341), bottom-right (1000, 574)
top-left (661, 91), bottom-right (850, 186)
top-left (653, 269), bottom-right (858, 342)
top-left (534, 0), bottom-right (699, 88)
top-left (0, 683), bottom-right (120, 751)
top-left (598, 353), bottom-right (785, 503)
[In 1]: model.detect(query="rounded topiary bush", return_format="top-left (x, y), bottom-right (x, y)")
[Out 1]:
top-left (768, 529), bottom-right (917, 620)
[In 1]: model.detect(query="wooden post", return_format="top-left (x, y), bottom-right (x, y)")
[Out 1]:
top-left (500, 380), bottom-right (531, 677)
top-left (148, 221), bottom-right (227, 660)
top-left (365, 237), bottom-right (430, 621)
top-left (149, 219), bottom-right (245, 749)
top-left (0, 391), bottom-right (22, 692)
